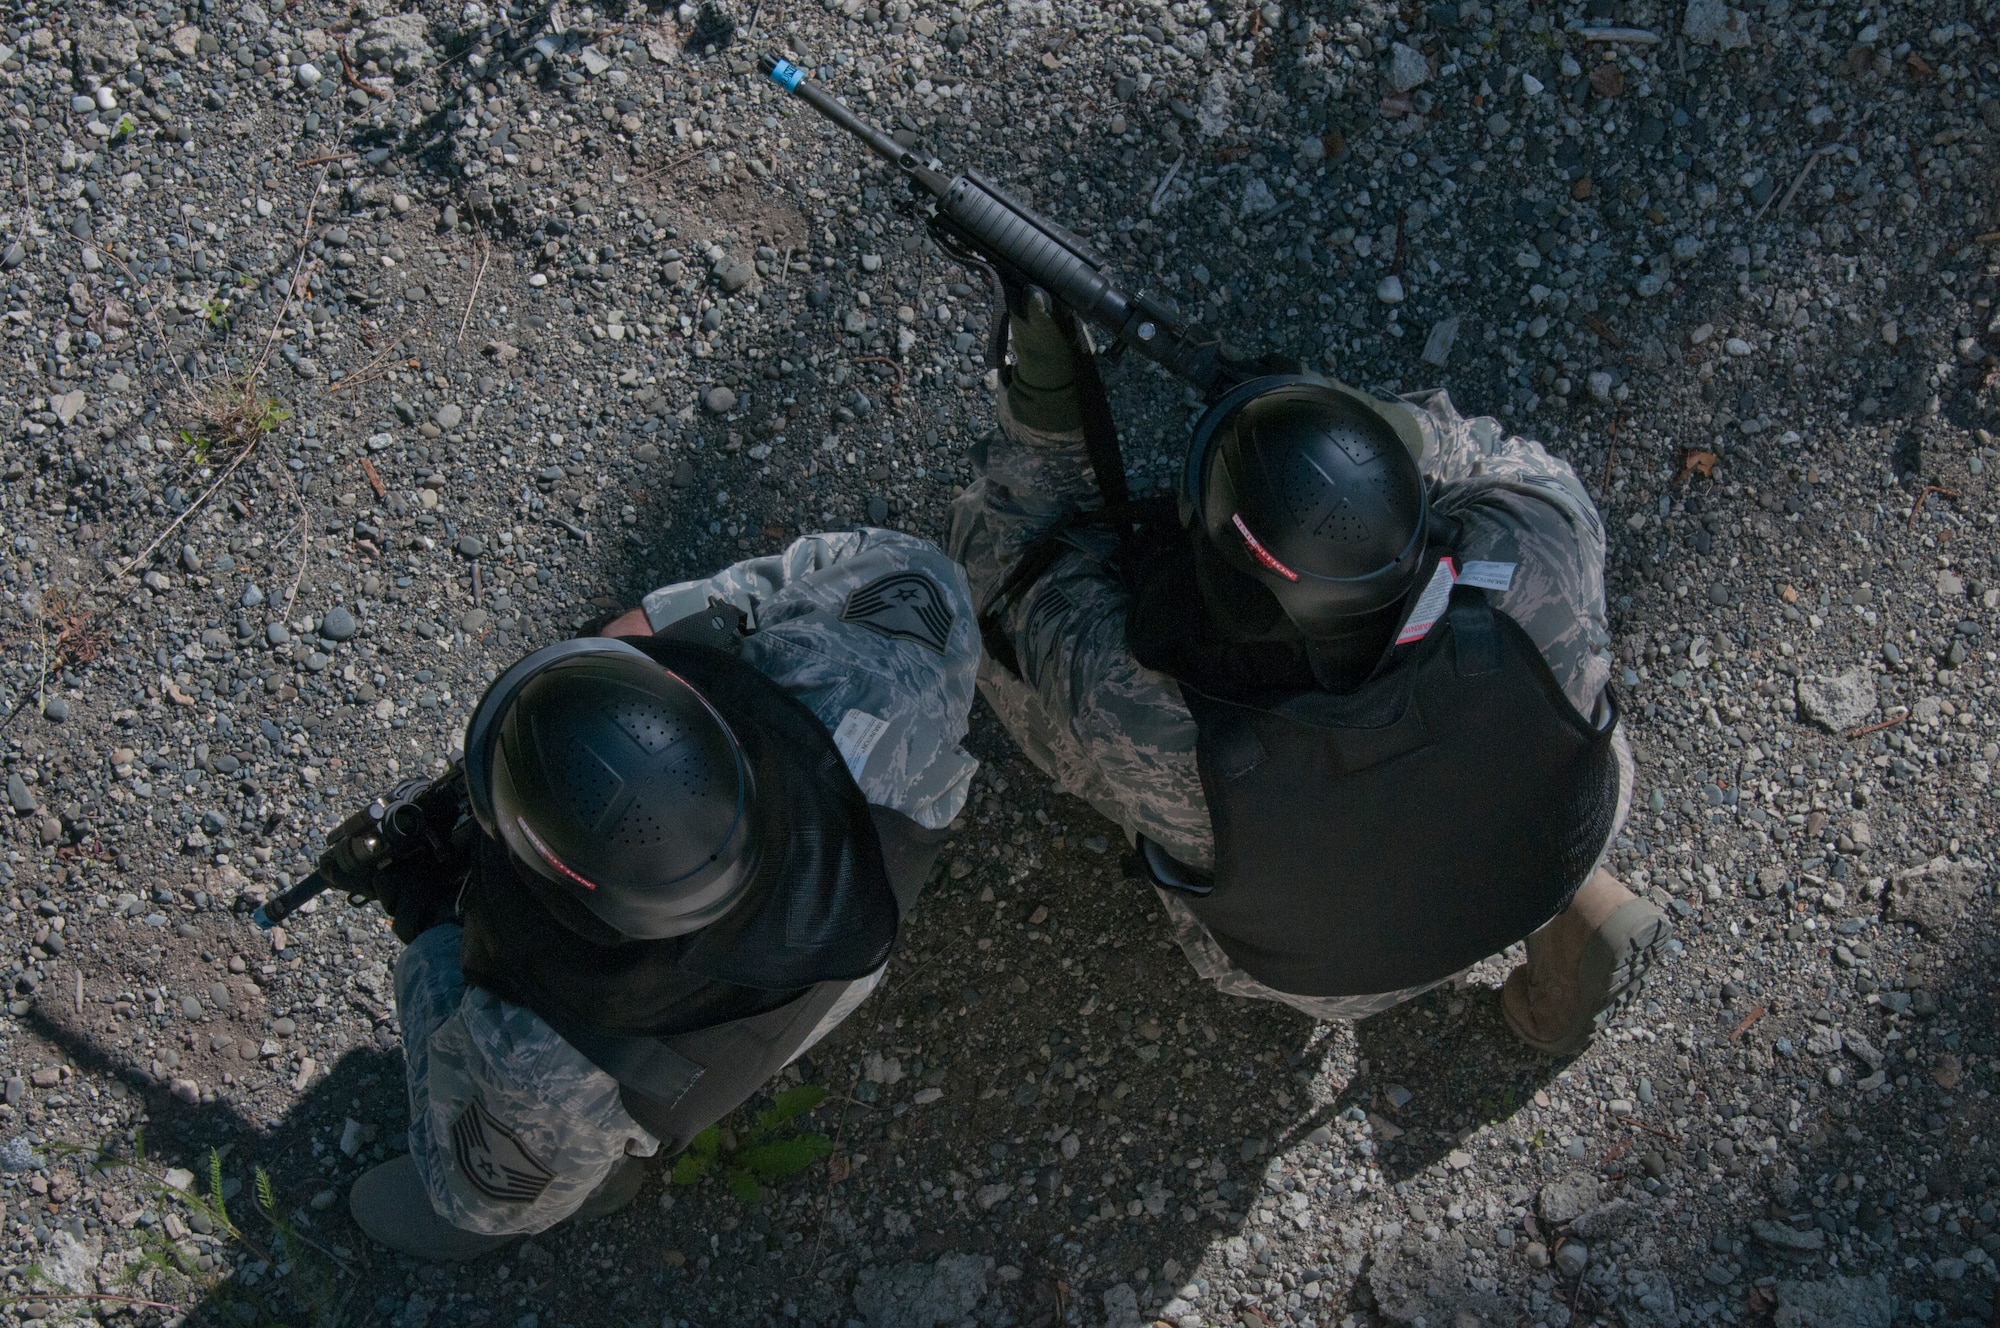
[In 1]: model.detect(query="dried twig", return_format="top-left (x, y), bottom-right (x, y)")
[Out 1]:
top-left (2, 1291), bottom-right (184, 1313)
top-left (1728, 1004), bottom-right (1767, 1041)
top-left (107, 439), bottom-right (263, 584)
top-left (337, 40), bottom-right (392, 99)
top-left (1619, 1114), bottom-right (1683, 1144)
top-left (293, 152), bottom-right (356, 167)
top-left (457, 223), bottom-right (493, 345)
top-left (252, 169), bottom-right (329, 383)
top-left (1758, 144), bottom-right (1838, 223)
top-left (1847, 709), bottom-right (1909, 740)
top-left (359, 456), bottom-right (388, 499)
top-left (281, 464), bottom-right (313, 616)
top-left (1148, 154), bottom-right (1186, 215)
top-left (1906, 484), bottom-right (1959, 530)
top-left (854, 355), bottom-right (904, 405)
top-left (1583, 312), bottom-right (1623, 348)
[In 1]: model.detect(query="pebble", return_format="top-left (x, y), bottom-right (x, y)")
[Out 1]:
top-left (319, 607), bottom-right (357, 642)
top-left (1388, 42), bottom-right (1430, 92)
top-left (1376, 274), bottom-right (1405, 304)
top-left (1553, 1239), bottom-right (1590, 1276)
top-left (295, 62), bottom-right (321, 88)
top-left (704, 386), bottom-right (738, 414)
top-left (455, 534), bottom-right (486, 559)
top-left (435, 404), bottom-right (463, 430)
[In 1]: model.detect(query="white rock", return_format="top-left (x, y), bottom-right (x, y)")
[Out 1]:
top-left (1387, 42), bottom-right (1429, 92)
top-left (1588, 371), bottom-right (1614, 402)
top-left (1684, 0), bottom-right (1752, 48)
top-left (1724, 337), bottom-right (1753, 356)
top-left (1420, 315), bottom-right (1460, 367)
top-left (1690, 322), bottom-right (1715, 344)
top-left (295, 62), bottom-right (322, 87)
top-left (1521, 72), bottom-right (1545, 95)
top-left (1376, 274), bottom-right (1405, 304)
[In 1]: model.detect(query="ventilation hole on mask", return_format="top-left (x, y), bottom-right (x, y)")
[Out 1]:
top-left (1281, 450), bottom-right (1338, 530)
top-left (610, 700), bottom-right (689, 755)
top-left (560, 742), bottom-right (623, 827)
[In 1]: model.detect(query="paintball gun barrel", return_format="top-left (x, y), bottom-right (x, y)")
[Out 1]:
top-left (759, 54), bottom-right (1229, 395)
top-left (252, 765), bottom-right (474, 930)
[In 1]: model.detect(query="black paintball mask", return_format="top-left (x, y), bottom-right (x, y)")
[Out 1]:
top-left (462, 638), bottom-right (760, 943)
top-left (1181, 376), bottom-right (1430, 691)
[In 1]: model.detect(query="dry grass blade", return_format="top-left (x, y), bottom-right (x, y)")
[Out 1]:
top-left (107, 433), bottom-right (266, 585)
top-left (457, 226), bottom-right (493, 346)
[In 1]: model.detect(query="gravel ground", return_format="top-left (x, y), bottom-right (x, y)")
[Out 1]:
top-left (0, 0), bottom-right (1997, 1325)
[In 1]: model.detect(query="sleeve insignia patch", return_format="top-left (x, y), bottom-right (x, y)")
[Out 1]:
top-left (450, 1099), bottom-right (556, 1205)
top-left (841, 572), bottom-right (955, 655)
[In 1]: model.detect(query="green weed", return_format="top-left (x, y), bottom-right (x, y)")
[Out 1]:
top-left (672, 1083), bottom-right (833, 1204)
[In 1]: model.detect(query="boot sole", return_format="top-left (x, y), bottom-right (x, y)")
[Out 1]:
top-left (1508, 900), bottom-right (1671, 1057)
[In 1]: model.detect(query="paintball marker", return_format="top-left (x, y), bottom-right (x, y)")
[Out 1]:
top-left (759, 53), bottom-right (1242, 401)
top-left (252, 764), bottom-right (476, 930)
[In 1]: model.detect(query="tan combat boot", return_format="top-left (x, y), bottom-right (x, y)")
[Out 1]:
top-left (1501, 869), bottom-right (1671, 1057)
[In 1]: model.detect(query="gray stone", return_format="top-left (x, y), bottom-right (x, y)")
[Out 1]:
top-left (41, 698), bottom-right (68, 723)
top-left (1571, 1198), bottom-right (1636, 1238)
top-left (1883, 856), bottom-right (1981, 937)
top-left (1553, 1238), bottom-right (1590, 1276)
top-left (455, 534), bottom-right (485, 559)
top-left (266, 623), bottom-right (290, 647)
top-left (1387, 41), bottom-right (1430, 91)
top-left (242, 583), bottom-right (266, 609)
top-left (1539, 1174), bottom-right (1600, 1224)
top-left (704, 386), bottom-right (738, 414)
top-left (41, 1229), bottom-right (102, 1294)
top-left (319, 607), bottom-right (358, 641)
top-left (852, 1254), bottom-right (993, 1328)
top-left (1773, 1275), bottom-right (1895, 1328)
top-left (1365, 1229), bottom-right (1507, 1325)
top-left (1102, 1282), bottom-right (1143, 1328)
top-left (1683, 0), bottom-right (1751, 48)
top-left (1420, 315), bottom-right (1460, 368)
top-left (718, 262), bottom-right (754, 293)
top-left (460, 608), bottom-right (491, 633)
top-left (1751, 1218), bottom-right (1826, 1252)
top-left (1795, 668), bottom-right (1876, 734)
top-left (435, 404), bottom-right (463, 430)
top-left (7, 773), bottom-right (36, 813)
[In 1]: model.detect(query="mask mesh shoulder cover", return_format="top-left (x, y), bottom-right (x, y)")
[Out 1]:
top-left (1199, 380), bottom-right (1427, 632)
top-left (480, 644), bottom-right (755, 940)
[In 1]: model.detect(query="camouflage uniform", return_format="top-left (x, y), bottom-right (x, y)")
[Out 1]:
top-left (396, 530), bottom-right (980, 1234)
top-left (948, 385), bottom-right (1633, 1022)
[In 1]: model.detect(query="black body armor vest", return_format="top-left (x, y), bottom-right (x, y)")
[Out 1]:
top-left (1124, 542), bottom-right (1621, 997)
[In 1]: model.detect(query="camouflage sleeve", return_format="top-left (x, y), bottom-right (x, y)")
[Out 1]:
top-left (948, 397), bottom-right (1214, 869)
top-left (641, 530), bottom-right (981, 830)
top-left (395, 925), bottom-right (660, 1236)
top-left (1397, 388), bottom-right (1613, 719)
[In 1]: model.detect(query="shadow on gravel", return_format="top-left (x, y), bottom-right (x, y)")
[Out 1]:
top-left (24, 1005), bottom-right (408, 1328)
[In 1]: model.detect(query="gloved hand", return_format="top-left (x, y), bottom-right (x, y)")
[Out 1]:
top-left (1213, 340), bottom-right (1308, 398)
top-left (370, 861), bottom-right (466, 945)
top-left (1005, 286), bottom-right (1084, 434)
top-left (315, 834), bottom-right (467, 945)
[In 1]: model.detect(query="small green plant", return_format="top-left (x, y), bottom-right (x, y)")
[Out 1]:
top-left (672, 1083), bottom-right (833, 1203)
top-left (112, 112), bottom-right (139, 139)
top-left (180, 378), bottom-right (293, 454)
top-left (202, 296), bottom-right (232, 329)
